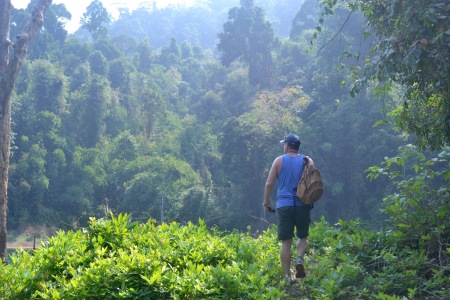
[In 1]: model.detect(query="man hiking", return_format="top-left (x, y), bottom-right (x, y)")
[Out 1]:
top-left (263, 134), bottom-right (312, 282)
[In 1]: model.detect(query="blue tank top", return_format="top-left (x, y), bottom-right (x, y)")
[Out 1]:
top-left (276, 154), bottom-right (305, 208)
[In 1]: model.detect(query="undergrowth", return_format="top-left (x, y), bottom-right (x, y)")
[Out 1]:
top-left (1, 212), bottom-right (448, 299)
top-left (1, 214), bottom-right (284, 299)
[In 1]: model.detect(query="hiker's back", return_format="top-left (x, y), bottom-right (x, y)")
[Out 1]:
top-left (276, 154), bottom-right (305, 208)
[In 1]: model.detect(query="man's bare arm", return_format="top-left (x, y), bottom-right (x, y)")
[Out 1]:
top-left (263, 156), bottom-right (282, 209)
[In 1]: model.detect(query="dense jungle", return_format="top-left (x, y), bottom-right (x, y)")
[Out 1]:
top-left (0, 0), bottom-right (448, 298)
top-left (6, 0), bottom-right (408, 234)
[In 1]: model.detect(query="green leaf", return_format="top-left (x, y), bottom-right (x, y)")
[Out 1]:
top-left (437, 207), bottom-right (447, 218)
top-left (444, 170), bottom-right (450, 180)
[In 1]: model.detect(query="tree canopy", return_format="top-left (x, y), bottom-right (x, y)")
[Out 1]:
top-left (218, 0), bottom-right (276, 87)
top-left (80, 0), bottom-right (111, 42)
top-left (317, 0), bottom-right (450, 150)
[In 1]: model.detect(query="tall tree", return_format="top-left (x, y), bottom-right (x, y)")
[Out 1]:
top-left (217, 0), bottom-right (276, 88)
top-left (0, 0), bottom-right (52, 262)
top-left (80, 0), bottom-right (111, 43)
top-left (70, 75), bottom-right (111, 148)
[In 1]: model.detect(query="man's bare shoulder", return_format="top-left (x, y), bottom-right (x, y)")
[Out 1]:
top-left (273, 155), bottom-right (284, 166)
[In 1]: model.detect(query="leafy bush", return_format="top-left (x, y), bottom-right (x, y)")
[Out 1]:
top-left (2, 211), bottom-right (449, 299)
top-left (1, 214), bottom-right (283, 299)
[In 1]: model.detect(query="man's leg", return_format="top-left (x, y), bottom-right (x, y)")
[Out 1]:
top-left (296, 237), bottom-right (309, 257)
top-left (280, 239), bottom-right (293, 276)
top-left (294, 206), bottom-right (311, 278)
top-left (295, 238), bottom-right (308, 278)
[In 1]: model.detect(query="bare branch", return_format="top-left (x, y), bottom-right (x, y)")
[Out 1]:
top-left (0, 0), bottom-right (12, 71)
top-left (8, 0), bottom-right (53, 83)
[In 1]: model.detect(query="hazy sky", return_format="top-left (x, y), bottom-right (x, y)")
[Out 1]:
top-left (11, 0), bottom-right (198, 32)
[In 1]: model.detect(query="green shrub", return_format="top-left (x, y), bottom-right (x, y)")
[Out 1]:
top-left (1, 214), bottom-right (284, 299)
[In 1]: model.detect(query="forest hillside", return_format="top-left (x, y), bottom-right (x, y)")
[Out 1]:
top-left (1, 0), bottom-right (449, 298)
top-left (7, 0), bottom-right (406, 233)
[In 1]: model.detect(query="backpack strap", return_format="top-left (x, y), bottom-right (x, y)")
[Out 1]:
top-left (303, 156), bottom-right (308, 166)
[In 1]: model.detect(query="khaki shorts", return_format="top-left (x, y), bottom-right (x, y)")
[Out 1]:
top-left (277, 205), bottom-right (312, 240)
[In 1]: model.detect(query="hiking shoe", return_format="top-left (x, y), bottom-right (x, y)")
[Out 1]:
top-left (295, 256), bottom-right (306, 278)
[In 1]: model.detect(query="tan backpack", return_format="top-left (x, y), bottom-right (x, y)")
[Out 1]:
top-left (296, 156), bottom-right (323, 205)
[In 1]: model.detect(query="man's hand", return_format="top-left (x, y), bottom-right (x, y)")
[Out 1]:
top-left (263, 201), bottom-right (275, 213)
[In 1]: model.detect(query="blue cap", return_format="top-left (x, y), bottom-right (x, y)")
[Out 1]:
top-left (280, 134), bottom-right (301, 148)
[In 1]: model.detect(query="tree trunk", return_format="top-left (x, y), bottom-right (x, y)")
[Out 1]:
top-left (0, 0), bottom-right (52, 263)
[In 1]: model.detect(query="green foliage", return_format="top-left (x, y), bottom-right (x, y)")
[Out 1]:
top-left (275, 40), bottom-right (309, 86)
top-left (8, 0), bottom-right (440, 271)
top-left (217, 0), bottom-right (276, 87)
top-left (69, 75), bottom-right (113, 147)
top-left (315, 0), bottom-right (450, 150)
top-left (0, 214), bottom-right (283, 299)
top-left (290, 0), bottom-right (320, 41)
top-left (119, 155), bottom-right (202, 221)
top-left (300, 93), bottom-right (404, 225)
top-left (89, 51), bottom-right (109, 76)
top-left (27, 59), bottom-right (68, 115)
top-left (3, 213), bottom-right (449, 298)
top-left (365, 146), bottom-right (450, 298)
top-left (11, 2), bottom-right (70, 60)
top-left (295, 215), bottom-right (449, 299)
top-left (108, 58), bottom-right (133, 90)
top-left (80, 0), bottom-right (111, 42)
top-left (4, 2), bottom-right (449, 298)
top-left (9, 1), bottom-right (406, 229)
top-left (8, 142), bottom-right (49, 226)
top-left (218, 86), bottom-right (309, 227)
top-left (158, 38), bottom-right (181, 67)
